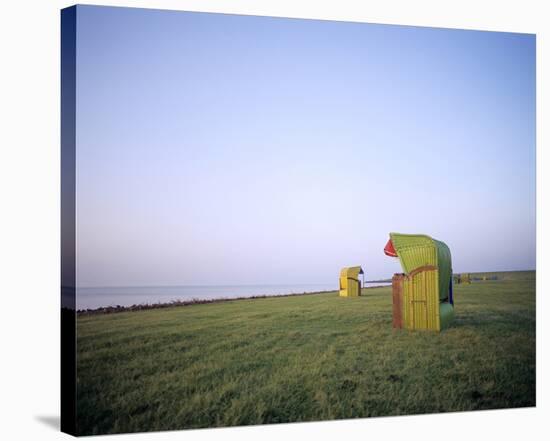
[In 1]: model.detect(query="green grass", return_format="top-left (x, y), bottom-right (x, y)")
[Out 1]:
top-left (76, 270), bottom-right (535, 435)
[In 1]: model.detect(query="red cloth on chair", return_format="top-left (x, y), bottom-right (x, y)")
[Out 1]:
top-left (384, 239), bottom-right (398, 257)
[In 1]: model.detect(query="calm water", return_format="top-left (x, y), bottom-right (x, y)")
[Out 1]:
top-left (77, 282), bottom-right (390, 310)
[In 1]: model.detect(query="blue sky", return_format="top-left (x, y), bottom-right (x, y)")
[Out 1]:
top-left (73, 5), bottom-right (535, 287)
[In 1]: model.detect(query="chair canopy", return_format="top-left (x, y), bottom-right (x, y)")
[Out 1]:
top-left (340, 266), bottom-right (364, 279)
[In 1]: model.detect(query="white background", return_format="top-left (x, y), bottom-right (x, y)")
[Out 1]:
top-left (0, 0), bottom-right (547, 439)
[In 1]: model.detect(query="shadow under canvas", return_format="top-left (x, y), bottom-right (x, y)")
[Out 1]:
top-left (35, 415), bottom-right (60, 431)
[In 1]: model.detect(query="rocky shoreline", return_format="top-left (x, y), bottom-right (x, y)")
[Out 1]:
top-left (76, 284), bottom-right (389, 316)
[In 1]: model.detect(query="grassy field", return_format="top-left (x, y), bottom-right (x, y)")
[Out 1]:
top-left (76, 271), bottom-right (535, 435)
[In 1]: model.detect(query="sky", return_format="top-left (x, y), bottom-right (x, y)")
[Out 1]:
top-left (73, 5), bottom-right (536, 287)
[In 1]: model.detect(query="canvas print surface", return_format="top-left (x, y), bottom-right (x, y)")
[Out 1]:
top-left (61, 5), bottom-right (536, 436)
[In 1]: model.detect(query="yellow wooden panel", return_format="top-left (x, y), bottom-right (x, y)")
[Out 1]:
top-left (403, 270), bottom-right (440, 331)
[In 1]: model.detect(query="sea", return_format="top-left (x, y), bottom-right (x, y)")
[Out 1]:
top-left (76, 282), bottom-right (390, 310)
